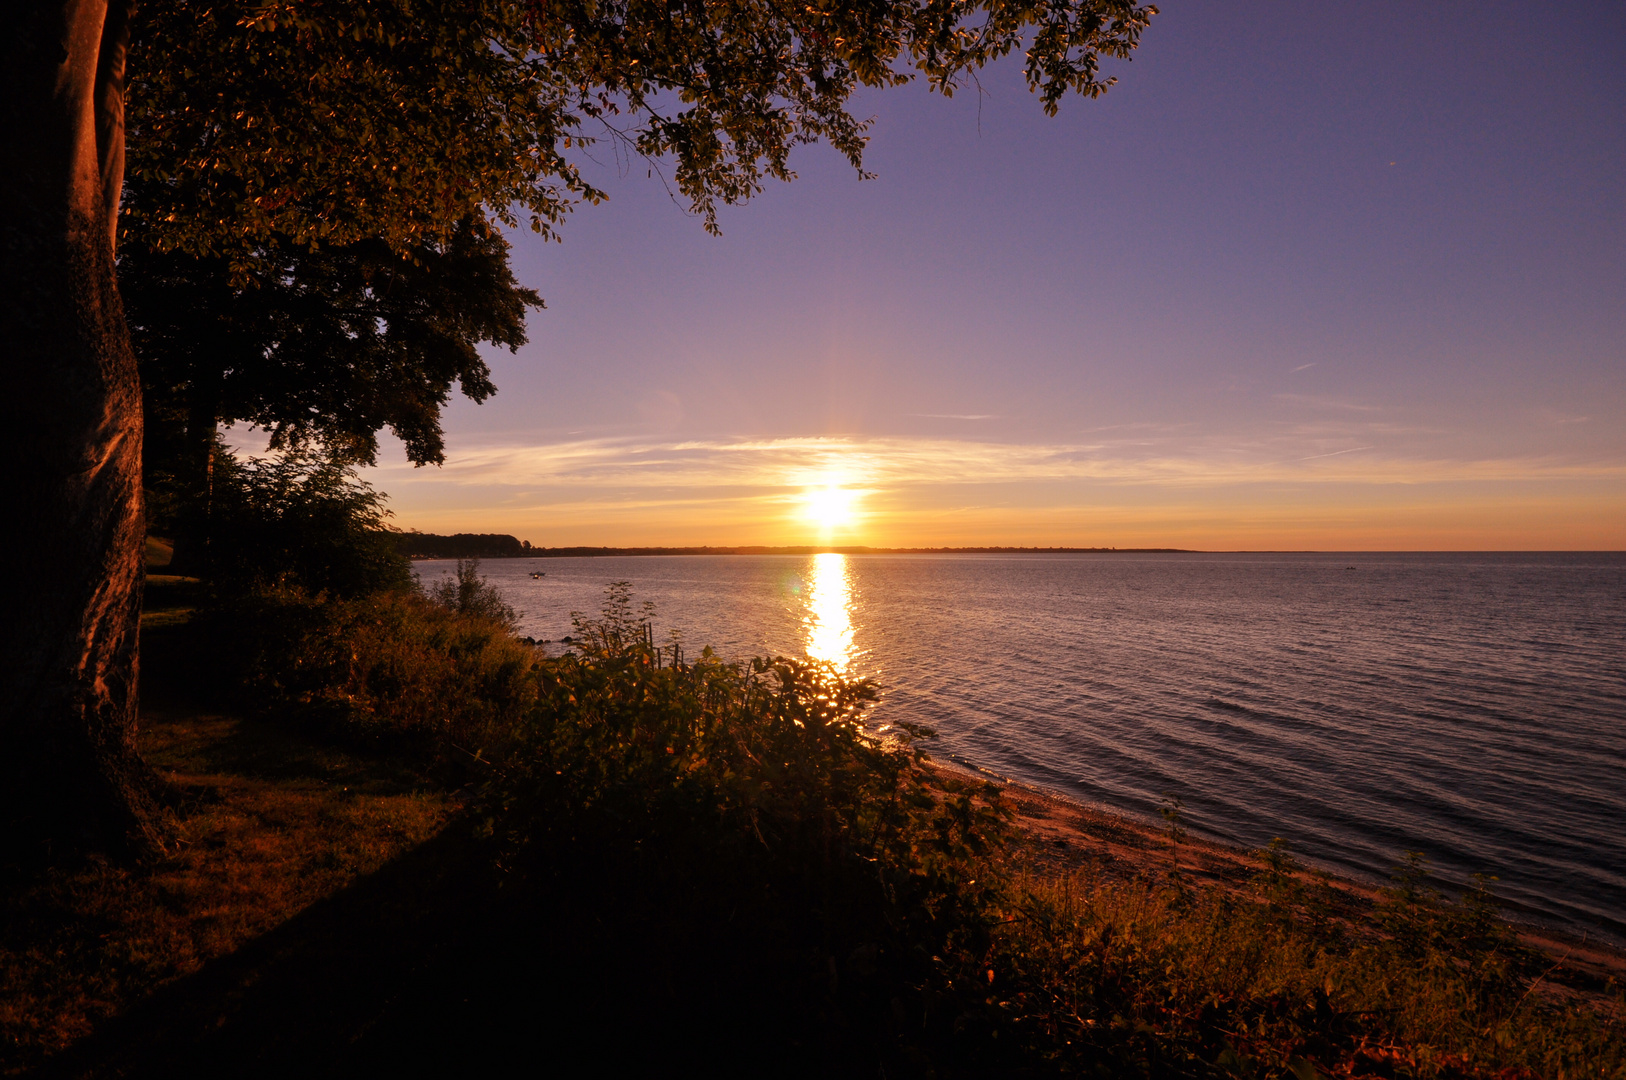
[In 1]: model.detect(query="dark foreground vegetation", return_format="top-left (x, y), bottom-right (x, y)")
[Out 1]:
top-left (4, 554), bottom-right (1622, 1078)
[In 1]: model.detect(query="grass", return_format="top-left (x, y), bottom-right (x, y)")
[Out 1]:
top-left (979, 863), bottom-right (1624, 1078)
top-left (0, 622), bottom-right (455, 1074)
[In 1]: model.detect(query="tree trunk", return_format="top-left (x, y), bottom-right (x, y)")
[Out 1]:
top-left (0, 0), bottom-right (162, 858)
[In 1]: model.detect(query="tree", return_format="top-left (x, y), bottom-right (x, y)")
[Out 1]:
top-left (207, 449), bottom-right (415, 599)
top-left (2, 0), bottom-right (1156, 854)
top-left (0, 1), bottom-right (163, 856)
top-left (124, 222), bottom-right (541, 574)
top-left (122, 4), bottom-right (561, 572)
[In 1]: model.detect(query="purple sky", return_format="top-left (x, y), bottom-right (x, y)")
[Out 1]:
top-left (352, 0), bottom-right (1625, 548)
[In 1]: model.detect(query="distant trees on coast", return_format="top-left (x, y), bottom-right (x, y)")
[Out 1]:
top-left (396, 533), bottom-right (535, 561)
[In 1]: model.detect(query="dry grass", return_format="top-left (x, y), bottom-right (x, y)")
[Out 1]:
top-left (985, 865), bottom-right (1626, 1079)
top-left (0, 705), bottom-right (454, 1073)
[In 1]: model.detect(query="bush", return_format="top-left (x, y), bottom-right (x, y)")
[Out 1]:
top-left (207, 449), bottom-right (412, 598)
top-left (193, 580), bottom-right (1626, 1076)
top-left (480, 585), bottom-right (1018, 1047)
top-left (492, 581), bottom-right (1008, 906)
top-left (424, 557), bottom-right (518, 631)
top-left (195, 584), bottom-right (537, 760)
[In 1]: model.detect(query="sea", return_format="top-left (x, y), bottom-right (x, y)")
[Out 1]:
top-left (414, 551), bottom-right (1626, 944)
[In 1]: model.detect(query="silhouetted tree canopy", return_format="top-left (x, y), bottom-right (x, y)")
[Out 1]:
top-left (126, 222), bottom-right (538, 470)
top-left (125, 0), bottom-right (1156, 260)
top-left (395, 533), bottom-right (534, 560)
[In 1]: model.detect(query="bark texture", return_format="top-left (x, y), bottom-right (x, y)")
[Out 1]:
top-left (0, 0), bottom-right (161, 857)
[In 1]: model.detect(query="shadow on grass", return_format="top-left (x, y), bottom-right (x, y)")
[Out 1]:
top-left (39, 813), bottom-right (853, 1079)
top-left (49, 624), bottom-right (818, 1076)
top-left (36, 621), bottom-right (850, 1076)
top-left (19, 622), bottom-right (891, 1077)
top-left (140, 620), bottom-right (435, 795)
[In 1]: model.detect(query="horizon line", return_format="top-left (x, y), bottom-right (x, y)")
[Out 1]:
top-left (402, 543), bottom-right (1626, 557)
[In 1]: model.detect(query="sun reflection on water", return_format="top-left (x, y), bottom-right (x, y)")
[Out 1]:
top-left (804, 552), bottom-right (853, 672)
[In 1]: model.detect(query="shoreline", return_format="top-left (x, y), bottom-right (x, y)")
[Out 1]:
top-left (410, 546), bottom-right (1199, 558)
top-left (928, 755), bottom-right (1626, 993)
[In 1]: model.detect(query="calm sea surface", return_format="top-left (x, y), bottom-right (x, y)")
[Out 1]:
top-left (418, 552), bottom-right (1626, 942)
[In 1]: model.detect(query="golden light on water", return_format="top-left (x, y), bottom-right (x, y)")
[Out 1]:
top-left (804, 552), bottom-right (854, 671)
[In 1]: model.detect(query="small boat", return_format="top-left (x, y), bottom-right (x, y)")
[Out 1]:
top-left (530, 571), bottom-right (546, 579)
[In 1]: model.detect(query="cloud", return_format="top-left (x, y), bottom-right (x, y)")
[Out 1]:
top-left (1289, 363), bottom-right (1317, 373)
top-left (366, 433), bottom-right (1626, 494)
top-left (1299, 446), bottom-right (1374, 461)
top-left (908, 413), bottom-right (998, 420)
top-left (1273, 393), bottom-right (1382, 412)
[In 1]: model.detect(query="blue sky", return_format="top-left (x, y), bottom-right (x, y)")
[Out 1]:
top-left (348, 0), bottom-right (1625, 548)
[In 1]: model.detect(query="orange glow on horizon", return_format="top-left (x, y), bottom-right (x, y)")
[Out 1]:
top-left (355, 433), bottom-right (1626, 551)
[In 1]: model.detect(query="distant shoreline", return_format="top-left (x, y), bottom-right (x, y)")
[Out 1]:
top-left (415, 545), bottom-right (1198, 558)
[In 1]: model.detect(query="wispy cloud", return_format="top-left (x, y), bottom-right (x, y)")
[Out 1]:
top-left (367, 434), bottom-right (1626, 493)
top-left (1273, 393), bottom-right (1382, 412)
top-left (1289, 363), bottom-right (1317, 373)
top-left (908, 413), bottom-right (998, 420)
top-left (1299, 446), bottom-right (1374, 461)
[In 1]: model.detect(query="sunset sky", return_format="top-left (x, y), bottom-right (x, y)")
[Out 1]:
top-left (343, 1), bottom-right (1624, 550)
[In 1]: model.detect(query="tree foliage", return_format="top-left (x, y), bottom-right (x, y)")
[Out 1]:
top-left (208, 449), bottom-right (413, 597)
top-left (126, 221), bottom-right (538, 468)
top-left (124, 1), bottom-right (581, 263)
top-left (122, 0), bottom-right (1157, 549)
top-left (122, 0), bottom-right (1155, 474)
top-left (125, 0), bottom-right (1157, 258)
top-left (125, 4), bottom-right (553, 477)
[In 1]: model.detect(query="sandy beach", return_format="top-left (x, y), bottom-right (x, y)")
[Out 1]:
top-left (932, 755), bottom-right (1626, 1013)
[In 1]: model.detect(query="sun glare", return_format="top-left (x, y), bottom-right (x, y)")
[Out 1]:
top-left (804, 485), bottom-right (857, 531)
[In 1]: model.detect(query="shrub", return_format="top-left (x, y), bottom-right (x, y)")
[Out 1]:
top-left (482, 586), bottom-right (1020, 1064)
top-left (424, 557), bottom-right (518, 631)
top-left (491, 583), bottom-right (1010, 910)
top-left (207, 449), bottom-right (413, 598)
top-left (195, 584), bottom-right (537, 760)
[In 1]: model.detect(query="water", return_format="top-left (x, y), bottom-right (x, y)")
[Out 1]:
top-left (416, 551), bottom-right (1626, 943)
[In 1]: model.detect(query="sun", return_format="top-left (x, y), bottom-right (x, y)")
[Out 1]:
top-left (804, 485), bottom-right (857, 531)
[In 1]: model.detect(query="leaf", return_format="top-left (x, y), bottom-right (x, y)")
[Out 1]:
top-left (1287, 1057), bottom-right (1323, 1080)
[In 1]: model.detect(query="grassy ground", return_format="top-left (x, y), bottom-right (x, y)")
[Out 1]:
top-left (0, 673), bottom-right (851, 1075)
top-left (0, 620), bottom-right (456, 1075)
